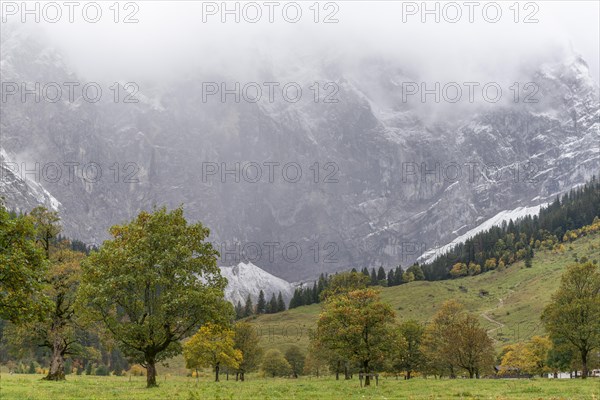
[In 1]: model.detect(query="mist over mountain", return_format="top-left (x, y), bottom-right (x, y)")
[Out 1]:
top-left (1, 20), bottom-right (598, 282)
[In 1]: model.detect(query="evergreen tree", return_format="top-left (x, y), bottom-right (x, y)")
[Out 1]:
top-left (525, 247), bottom-right (534, 268)
top-left (387, 269), bottom-right (395, 287)
top-left (377, 266), bottom-right (386, 282)
top-left (268, 293), bottom-right (277, 314)
top-left (243, 294), bottom-right (254, 317)
top-left (235, 301), bottom-right (244, 319)
top-left (256, 290), bottom-right (267, 314)
top-left (304, 286), bottom-right (313, 305)
top-left (277, 292), bottom-right (286, 312)
top-left (317, 273), bottom-right (326, 296)
top-left (394, 266), bottom-right (403, 285)
top-left (370, 268), bottom-right (378, 286)
top-left (289, 289), bottom-right (304, 309)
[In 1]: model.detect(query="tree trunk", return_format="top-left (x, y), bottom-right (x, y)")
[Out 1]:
top-left (335, 360), bottom-right (340, 380)
top-left (581, 352), bottom-right (588, 379)
top-left (406, 370), bottom-right (411, 380)
top-left (43, 337), bottom-right (66, 381)
top-left (146, 359), bottom-right (158, 388)
top-left (363, 361), bottom-right (370, 386)
top-left (344, 364), bottom-right (350, 380)
top-left (241, 372), bottom-right (245, 382)
top-left (235, 372), bottom-right (239, 381)
top-left (449, 365), bottom-right (456, 379)
top-left (215, 362), bottom-right (220, 382)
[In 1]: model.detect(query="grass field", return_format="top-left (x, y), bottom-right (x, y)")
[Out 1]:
top-left (1, 374), bottom-right (599, 400)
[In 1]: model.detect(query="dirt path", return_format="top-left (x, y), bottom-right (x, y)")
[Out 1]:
top-left (481, 299), bottom-right (505, 335)
top-left (481, 288), bottom-right (515, 339)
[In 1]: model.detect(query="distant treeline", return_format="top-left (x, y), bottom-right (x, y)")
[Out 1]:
top-left (422, 176), bottom-right (600, 280)
top-left (234, 290), bottom-right (287, 319)
top-left (288, 264), bottom-right (426, 310)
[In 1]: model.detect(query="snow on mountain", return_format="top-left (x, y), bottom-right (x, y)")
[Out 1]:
top-left (220, 262), bottom-right (294, 306)
top-left (418, 204), bottom-right (546, 265)
top-left (0, 149), bottom-right (61, 212)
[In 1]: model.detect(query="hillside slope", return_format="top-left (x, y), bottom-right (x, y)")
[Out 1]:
top-left (248, 231), bottom-right (600, 353)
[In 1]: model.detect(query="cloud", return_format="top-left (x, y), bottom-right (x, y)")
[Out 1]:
top-left (4, 1), bottom-right (598, 98)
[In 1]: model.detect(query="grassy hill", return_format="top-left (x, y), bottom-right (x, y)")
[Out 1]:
top-left (246, 231), bottom-right (600, 354)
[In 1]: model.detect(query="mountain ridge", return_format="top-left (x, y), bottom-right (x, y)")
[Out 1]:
top-left (1, 25), bottom-right (598, 281)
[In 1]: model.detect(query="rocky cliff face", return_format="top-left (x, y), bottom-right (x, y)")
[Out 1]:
top-left (1, 26), bottom-right (598, 281)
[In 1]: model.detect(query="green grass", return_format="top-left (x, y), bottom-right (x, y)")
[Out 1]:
top-left (247, 232), bottom-right (600, 353)
top-left (1, 374), bottom-right (599, 400)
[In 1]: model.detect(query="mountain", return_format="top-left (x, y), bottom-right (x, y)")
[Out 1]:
top-left (219, 262), bottom-right (294, 306)
top-left (1, 25), bottom-right (598, 281)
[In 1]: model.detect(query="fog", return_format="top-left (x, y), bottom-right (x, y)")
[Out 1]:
top-left (3, 1), bottom-right (595, 78)
top-left (2, 0), bottom-right (599, 115)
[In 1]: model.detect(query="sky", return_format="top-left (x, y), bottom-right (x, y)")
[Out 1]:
top-left (2, 1), bottom-right (599, 87)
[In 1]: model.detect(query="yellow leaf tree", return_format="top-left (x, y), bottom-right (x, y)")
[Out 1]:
top-left (527, 336), bottom-right (552, 377)
top-left (422, 300), bottom-right (495, 378)
top-left (499, 336), bottom-right (552, 377)
top-left (499, 342), bottom-right (535, 375)
top-left (184, 323), bottom-right (242, 382)
top-left (312, 288), bottom-right (397, 386)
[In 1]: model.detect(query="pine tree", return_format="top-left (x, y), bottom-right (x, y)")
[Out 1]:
top-left (256, 290), bottom-right (266, 314)
top-left (304, 287), bottom-right (313, 305)
top-left (387, 269), bottom-right (395, 287)
top-left (243, 294), bottom-right (254, 317)
top-left (268, 293), bottom-right (277, 314)
top-left (370, 268), bottom-right (378, 286)
top-left (395, 266), bottom-right (403, 285)
top-left (317, 274), bottom-right (327, 299)
top-left (524, 247), bottom-right (533, 268)
top-left (377, 266), bottom-right (386, 282)
top-left (290, 289), bottom-right (299, 309)
top-left (361, 267), bottom-right (370, 278)
top-left (235, 301), bottom-right (244, 319)
top-left (277, 291), bottom-right (286, 312)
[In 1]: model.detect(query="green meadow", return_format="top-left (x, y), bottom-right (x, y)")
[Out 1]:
top-left (2, 373), bottom-right (599, 400)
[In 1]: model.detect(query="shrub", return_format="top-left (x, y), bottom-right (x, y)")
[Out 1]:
top-left (262, 349), bottom-right (291, 377)
top-left (95, 364), bottom-right (109, 376)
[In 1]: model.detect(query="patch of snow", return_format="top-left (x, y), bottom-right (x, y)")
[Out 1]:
top-left (0, 148), bottom-right (61, 211)
top-left (418, 204), bottom-right (546, 265)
